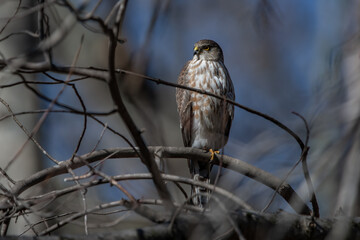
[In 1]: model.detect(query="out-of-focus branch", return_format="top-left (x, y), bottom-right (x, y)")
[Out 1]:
top-left (0, 0), bottom-right (22, 34)
top-left (25, 207), bottom-right (360, 239)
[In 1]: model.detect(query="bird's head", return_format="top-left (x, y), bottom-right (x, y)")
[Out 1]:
top-left (193, 39), bottom-right (224, 62)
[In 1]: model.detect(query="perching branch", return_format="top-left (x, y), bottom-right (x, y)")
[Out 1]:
top-left (7, 146), bottom-right (311, 215)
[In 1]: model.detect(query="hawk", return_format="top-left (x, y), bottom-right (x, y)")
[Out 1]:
top-left (176, 39), bottom-right (235, 207)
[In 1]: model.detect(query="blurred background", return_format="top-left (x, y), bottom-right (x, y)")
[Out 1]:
top-left (0, 0), bottom-right (359, 235)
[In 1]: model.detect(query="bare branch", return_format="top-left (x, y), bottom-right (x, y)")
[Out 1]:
top-left (104, 0), bottom-right (173, 208)
top-left (7, 147), bottom-right (311, 215)
top-left (0, 62), bottom-right (305, 151)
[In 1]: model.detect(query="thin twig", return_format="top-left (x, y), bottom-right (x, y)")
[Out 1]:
top-left (3, 62), bottom-right (305, 151)
top-left (0, 0), bottom-right (22, 34)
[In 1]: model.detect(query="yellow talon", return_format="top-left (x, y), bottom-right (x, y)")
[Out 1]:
top-left (209, 149), bottom-right (220, 161)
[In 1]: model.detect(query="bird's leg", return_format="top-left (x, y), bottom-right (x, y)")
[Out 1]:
top-left (192, 174), bottom-right (210, 208)
top-left (209, 149), bottom-right (220, 161)
top-left (192, 174), bottom-right (201, 206)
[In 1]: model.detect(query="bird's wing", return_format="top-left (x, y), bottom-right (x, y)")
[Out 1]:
top-left (224, 66), bottom-right (235, 140)
top-left (176, 61), bottom-right (193, 147)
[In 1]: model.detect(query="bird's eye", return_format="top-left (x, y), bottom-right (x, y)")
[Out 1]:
top-left (203, 47), bottom-right (210, 51)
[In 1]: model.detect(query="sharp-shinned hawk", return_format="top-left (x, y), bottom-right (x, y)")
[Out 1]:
top-left (176, 39), bottom-right (235, 207)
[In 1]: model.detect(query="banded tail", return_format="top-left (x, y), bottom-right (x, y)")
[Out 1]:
top-left (189, 159), bottom-right (211, 207)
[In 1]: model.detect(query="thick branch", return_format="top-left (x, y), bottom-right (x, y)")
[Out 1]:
top-left (106, 30), bottom-right (173, 205)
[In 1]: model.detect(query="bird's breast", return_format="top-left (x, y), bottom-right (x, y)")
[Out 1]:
top-left (187, 60), bottom-right (227, 126)
top-left (185, 60), bottom-right (232, 149)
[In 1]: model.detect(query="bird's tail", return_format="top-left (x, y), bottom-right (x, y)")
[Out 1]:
top-left (190, 159), bottom-right (211, 207)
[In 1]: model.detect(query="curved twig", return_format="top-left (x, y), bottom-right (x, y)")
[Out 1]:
top-left (292, 112), bottom-right (319, 217)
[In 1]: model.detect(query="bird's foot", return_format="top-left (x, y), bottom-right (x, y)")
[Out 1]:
top-left (209, 149), bottom-right (220, 161)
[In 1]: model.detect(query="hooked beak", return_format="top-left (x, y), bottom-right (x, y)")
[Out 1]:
top-left (193, 46), bottom-right (199, 55)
